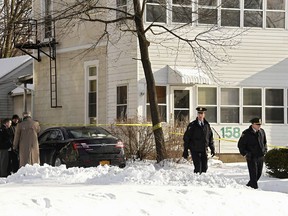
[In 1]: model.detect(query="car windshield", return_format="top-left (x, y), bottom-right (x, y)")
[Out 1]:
top-left (67, 127), bottom-right (113, 139)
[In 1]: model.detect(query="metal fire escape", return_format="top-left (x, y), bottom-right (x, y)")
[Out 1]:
top-left (14, 19), bottom-right (61, 108)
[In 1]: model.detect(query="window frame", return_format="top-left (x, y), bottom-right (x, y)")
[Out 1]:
top-left (84, 60), bottom-right (99, 125)
top-left (116, 85), bottom-right (128, 121)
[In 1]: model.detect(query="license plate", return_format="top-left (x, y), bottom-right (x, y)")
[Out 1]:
top-left (100, 160), bottom-right (110, 166)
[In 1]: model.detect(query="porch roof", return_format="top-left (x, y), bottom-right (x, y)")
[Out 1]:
top-left (167, 66), bottom-right (211, 85)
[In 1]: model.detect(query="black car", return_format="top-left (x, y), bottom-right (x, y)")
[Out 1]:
top-left (39, 126), bottom-right (126, 168)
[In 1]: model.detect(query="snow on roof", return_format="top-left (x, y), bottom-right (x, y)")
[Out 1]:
top-left (0, 55), bottom-right (32, 79)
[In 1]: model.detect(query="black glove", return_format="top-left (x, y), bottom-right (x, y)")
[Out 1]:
top-left (211, 150), bottom-right (215, 157)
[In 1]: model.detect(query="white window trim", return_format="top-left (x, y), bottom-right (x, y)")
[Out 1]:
top-left (84, 60), bottom-right (99, 124)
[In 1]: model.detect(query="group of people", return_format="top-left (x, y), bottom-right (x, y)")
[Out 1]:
top-left (183, 107), bottom-right (267, 189)
top-left (0, 111), bottom-right (40, 177)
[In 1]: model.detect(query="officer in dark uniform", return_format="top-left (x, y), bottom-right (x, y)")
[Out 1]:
top-left (183, 107), bottom-right (215, 174)
top-left (238, 118), bottom-right (267, 189)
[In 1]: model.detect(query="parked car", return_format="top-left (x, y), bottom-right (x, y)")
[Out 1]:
top-left (38, 126), bottom-right (126, 168)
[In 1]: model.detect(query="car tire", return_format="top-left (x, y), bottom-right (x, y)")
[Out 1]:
top-left (53, 155), bottom-right (63, 167)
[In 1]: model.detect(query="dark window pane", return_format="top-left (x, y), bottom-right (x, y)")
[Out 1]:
top-left (89, 104), bottom-right (96, 117)
top-left (174, 110), bottom-right (189, 122)
top-left (243, 89), bottom-right (261, 105)
top-left (221, 10), bottom-right (240, 26)
top-left (89, 92), bottom-right (96, 103)
top-left (244, 11), bottom-right (263, 27)
top-left (222, 0), bottom-right (240, 8)
top-left (147, 105), bottom-right (167, 122)
top-left (244, 0), bottom-right (263, 9)
top-left (172, 6), bottom-right (192, 23)
top-left (117, 86), bottom-right (127, 104)
top-left (173, 0), bottom-right (191, 5)
top-left (221, 107), bottom-right (239, 123)
top-left (243, 107), bottom-right (262, 123)
top-left (174, 90), bottom-right (189, 108)
top-left (199, 0), bottom-right (217, 6)
top-left (204, 106), bottom-right (217, 123)
top-left (146, 5), bottom-right (167, 23)
top-left (266, 12), bottom-right (285, 28)
top-left (267, 0), bottom-right (284, 10)
top-left (198, 8), bottom-right (217, 24)
top-left (117, 106), bottom-right (127, 120)
top-left (265, 108), bottom-right (284, 123)
top-left (266, 89), bottom-right (283, 106)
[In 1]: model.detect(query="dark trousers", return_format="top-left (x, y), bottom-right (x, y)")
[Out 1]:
top-left (8, 150), bottom-right (19, 174)
top-left (246, 156), bottom-right (264, 189)
top-left (191, 151), bottom-right (208, 174)
top-left (0, 150), bottom-right (9, 177)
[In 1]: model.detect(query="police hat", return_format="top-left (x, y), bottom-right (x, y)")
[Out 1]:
top-left (250, 118), bottom-right (262, 124)
top-left (196, 106), bottom-right (207, 112)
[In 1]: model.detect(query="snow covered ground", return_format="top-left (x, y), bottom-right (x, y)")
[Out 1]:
top-left (0, 159), bottom-right (287, 216)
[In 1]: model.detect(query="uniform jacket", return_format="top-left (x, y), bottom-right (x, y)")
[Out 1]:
top-left (13, 117), bottom-right (41, 167)
top-left (238, 126), bottom-right (267, 157)
top-left (183, 118), bottom-right (215, 155)
top-left (0, 125), bottom-right (13, 149)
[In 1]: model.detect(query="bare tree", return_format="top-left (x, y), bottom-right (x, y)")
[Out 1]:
top-left (33, 0), bottom-right (241, 162)
top-left (0, 0), bottom-right (32, 58)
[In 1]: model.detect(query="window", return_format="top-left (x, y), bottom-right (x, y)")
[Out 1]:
top-left (265, 89), bottom-right (284, 123)
top-left (147, 86), bottom-right (167, 122)
top-left (116, 0), bottom-right (127, 20)
top-left (221, 0), bottom-right (240, 26)
top-left (266, 0), bottom-right (285, 28)
top-left (44, 0), bottom-right (52, 38)
top-left (243, 88), bottom-right (262, 123)
top-left (198, 0), bottom-right (218, 24)
top-left (117, 86), bottom-right (127, 121)
top-left (88, 66), bottom-right (97, 124)
top-left (172, 0), bottom-right (192, 23)
top-left (174, 90), bottom-right (189, 122)
top-left (198, 87), bottom-right (217, 123)
top-left (244, 0), bottom-right (263, 27)
top-left (146, 0), bottom-right (167, 23)
top-left (220, 88), bottom-right (239, 123)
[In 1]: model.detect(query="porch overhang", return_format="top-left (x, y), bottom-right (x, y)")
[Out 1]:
top-left (167, 66), bottom-right (211, 85)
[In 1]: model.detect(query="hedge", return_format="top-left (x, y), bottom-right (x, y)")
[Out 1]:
top-left (264, 148), bottom-right (288, 179)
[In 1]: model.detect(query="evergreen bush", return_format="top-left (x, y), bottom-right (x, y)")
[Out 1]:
top-left (264, 148), bottom-right (288, 179)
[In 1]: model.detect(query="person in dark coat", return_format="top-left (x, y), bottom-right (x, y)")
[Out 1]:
top-left (0, 118), bottom-right (13, 177)
top-left (7, 114), bottom-right (20, 174)
top-left (183, 107), bottom-right (215, 174)
top-left (238, 118), bottom-right (267, 189)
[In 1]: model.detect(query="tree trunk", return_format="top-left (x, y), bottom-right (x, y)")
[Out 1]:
top-left (133, 0), bottom-right (167, 162)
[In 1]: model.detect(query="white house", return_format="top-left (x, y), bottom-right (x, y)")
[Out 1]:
top-left (22, 0), bottom-right (288, 152)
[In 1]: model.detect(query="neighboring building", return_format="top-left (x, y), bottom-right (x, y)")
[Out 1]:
top-left (23, 1), bottom-right (288, 152)
top-left (0, 55), bottom-right (33, 120)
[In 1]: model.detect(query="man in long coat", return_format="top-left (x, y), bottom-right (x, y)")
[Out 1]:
top-left (13, 112), bottom-right (41, 167)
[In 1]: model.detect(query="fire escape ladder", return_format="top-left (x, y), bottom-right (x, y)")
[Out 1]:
top-left (14, 19), bottom-right (61, 108)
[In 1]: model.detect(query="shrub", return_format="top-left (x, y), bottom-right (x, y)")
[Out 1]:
top-left (264, 148), bottom-right (288, 179)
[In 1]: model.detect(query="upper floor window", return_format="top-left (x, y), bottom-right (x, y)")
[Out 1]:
top-left (266, 0), bottom-right (285, 28)
top-left (172, 0), bottom-right (192, 23)
top-left (198, 0), bottom-right (218, 25)
top-left (44, 0), bottom-right (52, 38)
top-left (145, 0), bottom-right (286, 29)
top-left (146, 0), bottom-right (167, 23)
top-left (221, 0), bottom-right (240, 27)
top-left (116, 0), bottom-right (127, 20)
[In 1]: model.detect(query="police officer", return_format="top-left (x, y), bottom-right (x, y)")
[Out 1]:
top-left (183, 107), bottom-right (215, 174)
top-left (238, 118), bottom-right (267, 189)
